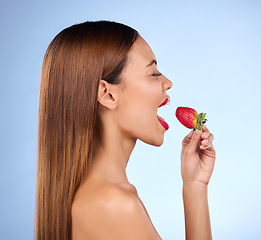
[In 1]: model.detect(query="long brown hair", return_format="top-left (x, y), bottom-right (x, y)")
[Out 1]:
top-left (35, 21), bottom-right (138, 240)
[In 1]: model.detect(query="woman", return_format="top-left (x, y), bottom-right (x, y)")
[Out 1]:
top-left (35, 21), bottom-right (215, 240)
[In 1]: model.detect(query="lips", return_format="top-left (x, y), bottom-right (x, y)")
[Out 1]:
top-left (158, 96), bottom-right (170, 107)
top-left (157, 96), bottom-right (170, 131)
top-left (157, 115), bottom-right (169, 130)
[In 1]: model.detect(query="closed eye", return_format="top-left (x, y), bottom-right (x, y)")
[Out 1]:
top-left (152, 73), bottom-right (162, 77)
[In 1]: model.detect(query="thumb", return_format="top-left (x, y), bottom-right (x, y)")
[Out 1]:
top-left (182, 130), bottom-right (193, 147)
top-left (186, 129), bottom-right (201, 153)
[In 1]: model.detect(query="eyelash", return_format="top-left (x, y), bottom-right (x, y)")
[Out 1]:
top-left (152, 73), bottom-right (162, 78)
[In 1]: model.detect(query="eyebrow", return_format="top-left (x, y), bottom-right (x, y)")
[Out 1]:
top-left (146, 59), bottom-right (157, 68)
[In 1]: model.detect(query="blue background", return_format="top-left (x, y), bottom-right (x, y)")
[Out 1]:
top-left (1, 0), bottom-right (260, 239)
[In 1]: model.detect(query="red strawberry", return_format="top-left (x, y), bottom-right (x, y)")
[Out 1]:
top-left (175, 107), bottom-right (207, 130)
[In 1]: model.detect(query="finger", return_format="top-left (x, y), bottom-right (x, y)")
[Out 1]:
top-left (208, 133), bottom-right (214, 143)
top-left (200, 142), bottom-right (214, 150)
top-left (186, 130), bottom-right (194, 139)
top-left (186, 129), bottom-right (202, 153)
top-left (200, 134), bottom-right (215, 150)
top-left (201, 125), bottom-right (210, 139)
top-left (201, 133), bottom-right (214, 147)
top-left (201, 139), bottom-right (209, 147)
top-left (202, 124), bottom-right (209, 133)
top-left (182, 130), bottom-right (194, 145)
top-left (200, 144), bottom-right (210, 150)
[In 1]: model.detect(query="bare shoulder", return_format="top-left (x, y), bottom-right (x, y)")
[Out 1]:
top-left (72, 181), bottom-right (161, 240)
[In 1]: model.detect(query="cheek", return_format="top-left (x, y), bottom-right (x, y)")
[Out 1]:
top-left (126, 82), bottom-right (161, 115)
top-left (117, 81), bottom-right (162, 134)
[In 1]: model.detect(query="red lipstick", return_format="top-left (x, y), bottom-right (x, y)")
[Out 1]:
top-left (157, 116), bottom-right (169, 130)
top-left (157, 96), bottom-right (170, 130)
top-left (159, 96), bottom-right (170, 107)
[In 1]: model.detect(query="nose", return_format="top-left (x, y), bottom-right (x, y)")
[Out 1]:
top-left (162, 75), bottom-right (173, 91)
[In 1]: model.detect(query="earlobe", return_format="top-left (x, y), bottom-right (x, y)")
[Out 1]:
top-left (97, 80), bottom-right (118, 110)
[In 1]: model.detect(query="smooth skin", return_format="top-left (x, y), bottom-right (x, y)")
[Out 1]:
top-left (182, 125), bottom-right (215, 240)
top-left (71, 36), bottom-right (216, 240)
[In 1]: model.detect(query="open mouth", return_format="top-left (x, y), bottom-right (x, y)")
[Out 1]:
top-left (157, 96), bottom-right (170, 130)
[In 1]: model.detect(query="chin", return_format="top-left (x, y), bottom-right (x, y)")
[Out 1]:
top-left (153, 138), bottom-right (164, 147)
top-left (143, 134), bottom-right (164, 147)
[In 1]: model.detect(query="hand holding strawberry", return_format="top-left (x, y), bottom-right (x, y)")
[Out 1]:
top-left (181, 125), bottom-right (215, 185)
top-left (176, 107), bottom-right (215, 185)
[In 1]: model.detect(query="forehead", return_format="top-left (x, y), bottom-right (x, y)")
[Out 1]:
top-left (127, 36), bottom-right (156, 68)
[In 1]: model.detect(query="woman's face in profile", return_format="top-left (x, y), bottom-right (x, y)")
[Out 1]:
top-left (116, 36), bottom-right (172, 146)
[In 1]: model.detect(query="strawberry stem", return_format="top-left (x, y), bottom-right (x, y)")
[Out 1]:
top-left (194, 112), bottom-right (207, 131)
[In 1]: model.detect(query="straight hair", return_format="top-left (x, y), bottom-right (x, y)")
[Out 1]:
top-left (35, 21), bottom-right (138, 240)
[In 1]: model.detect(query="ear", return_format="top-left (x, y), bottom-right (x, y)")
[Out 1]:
top-left (97, 80), bottom-right (119, 110)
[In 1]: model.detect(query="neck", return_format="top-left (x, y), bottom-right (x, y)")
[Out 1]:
top-left (88, 119), bottom-right (137, 183)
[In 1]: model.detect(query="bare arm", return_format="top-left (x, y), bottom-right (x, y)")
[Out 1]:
top-left (183, 183), bottom-right (211, 239)
top-left (181, 125), bottom-right (216, 240)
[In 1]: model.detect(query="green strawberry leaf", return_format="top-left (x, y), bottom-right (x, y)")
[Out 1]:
top-left (195, 125), bottom-right (202, 130)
